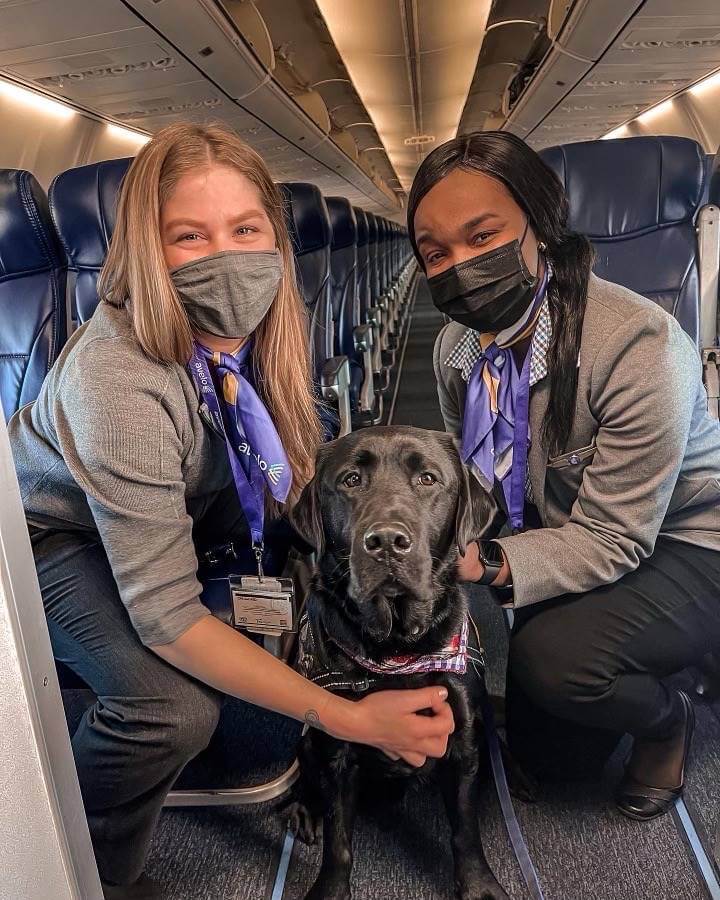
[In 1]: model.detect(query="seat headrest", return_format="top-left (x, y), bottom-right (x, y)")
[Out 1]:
top-left (366, 211), bottom-right (378, 242)
top-left (707, 149), bottom-right (720, 207)
top-left (326, 197), bottom-right (357, 250)
top-left (49, 158), bottom-right (131, 268)
top-left (0, 170), bottom-right (64, 275)
top-left (279, 182), bottom-right (331, 255)
top-left (540, 136), bottom-right (705, 238)
top-left (353, 207), bottom-right (369, 245)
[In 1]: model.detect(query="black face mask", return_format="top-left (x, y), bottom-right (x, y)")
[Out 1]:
top-left (426, 222), bottom-right (539, 332)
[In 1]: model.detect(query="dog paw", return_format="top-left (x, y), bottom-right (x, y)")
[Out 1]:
top-left (459, 886), bottom-right (510, 900)
top-left (304, 878), bottom-right (351, 900)
top-left (457, 878), bottom-right (510, 900)
top-left (507, 764), bottom-right (539, 803)
top-left (286, 801), bottom-right (322, 845)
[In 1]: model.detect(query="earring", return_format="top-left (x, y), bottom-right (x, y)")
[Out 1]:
top-left (538, 241), bottom-right (547, 251)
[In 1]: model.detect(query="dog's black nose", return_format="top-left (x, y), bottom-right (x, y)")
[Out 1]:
top-left (363, 522), bottom-right (413, 559)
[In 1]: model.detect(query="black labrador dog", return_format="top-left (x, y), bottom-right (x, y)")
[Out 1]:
top-left (289, 425), bottom-right (509, 900)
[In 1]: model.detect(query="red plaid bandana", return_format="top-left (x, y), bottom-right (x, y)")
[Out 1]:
top-left (350, 618), bottom-right (468, 676)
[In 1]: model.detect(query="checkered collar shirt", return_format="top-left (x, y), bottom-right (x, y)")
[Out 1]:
top-left (443, 296), bottom-right (552, 389)
top-left (444, 297), bottom-right (552, 505)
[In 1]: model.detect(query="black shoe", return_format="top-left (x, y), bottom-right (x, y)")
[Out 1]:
top-left (101, 874), bottom-right (163, 899)
top-left (616, 690), bottom-right (695, 822)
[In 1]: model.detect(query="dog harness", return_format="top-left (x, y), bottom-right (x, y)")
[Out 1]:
top-left (297, 613), bottom-right (468, 692)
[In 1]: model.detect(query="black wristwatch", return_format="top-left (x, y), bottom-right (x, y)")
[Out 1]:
top-left (476, 540), bottom-right (505, 586)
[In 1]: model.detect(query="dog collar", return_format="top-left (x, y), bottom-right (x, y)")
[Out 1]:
top-left (297, 613), bottom-right (469, 690)
top-left (350, 618), bottom-right (468, 677)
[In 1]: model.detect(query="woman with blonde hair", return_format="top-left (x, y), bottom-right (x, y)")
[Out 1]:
top-left (9, 122), bottom-right (453, 900)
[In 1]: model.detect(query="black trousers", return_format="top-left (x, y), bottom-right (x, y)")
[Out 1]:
top-left (505, 536), bottom-right (720, 781)
top-left (33, 486), bottom-right (294, 885)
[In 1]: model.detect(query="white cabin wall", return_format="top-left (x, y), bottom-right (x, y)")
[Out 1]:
top-left (0, 94), bottom-right (147, 189)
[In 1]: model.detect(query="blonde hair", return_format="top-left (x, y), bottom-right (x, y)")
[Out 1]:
top-left (98, 121), bottom-right (323, 507)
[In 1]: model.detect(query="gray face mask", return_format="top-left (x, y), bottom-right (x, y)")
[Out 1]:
top-left (170, 249), bottom-right (282, 339)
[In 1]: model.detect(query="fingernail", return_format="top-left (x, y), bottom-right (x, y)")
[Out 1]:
top-left (438, 688), bottom-right (448, 700)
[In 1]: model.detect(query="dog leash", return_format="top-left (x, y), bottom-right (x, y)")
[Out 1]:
top-left (468, 619), bottom-right (545, 900)
top-left (478, 675), bottom-right (545, 900)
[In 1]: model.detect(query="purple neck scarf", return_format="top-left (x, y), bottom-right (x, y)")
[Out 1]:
top-left (460, 266), bottom-right (549, 532)
top-left (188, 341), bottom-right (292, 546)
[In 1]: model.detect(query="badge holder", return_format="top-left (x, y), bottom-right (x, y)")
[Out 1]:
top-left (228, 543), bottom-right (297, 636)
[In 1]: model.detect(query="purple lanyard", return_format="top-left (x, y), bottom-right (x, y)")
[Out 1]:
top-left (501, 263), bottom-right (549, 533)
top-left (505, 348), bottom-right (532, 534)
top-left (188, 346), bottom-right (266, 548)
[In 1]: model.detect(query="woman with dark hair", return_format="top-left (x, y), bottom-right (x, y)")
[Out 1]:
top-left (408, 131), bottom-right (720, 820)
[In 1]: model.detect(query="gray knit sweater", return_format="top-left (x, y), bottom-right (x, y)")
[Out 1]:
top-left (9, 302), bottom-right (238, 646)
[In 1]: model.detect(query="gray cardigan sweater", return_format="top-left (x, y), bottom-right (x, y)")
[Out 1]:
top-left (8, 302), bottom-right (237, 646)
top-left (433, 273), bottom-right (720, 608)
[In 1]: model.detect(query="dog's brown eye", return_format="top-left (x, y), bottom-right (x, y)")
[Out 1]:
top-left (418, 472), bottom-right (437, 486)
top-left (342, 472), bottom-right (361, 488)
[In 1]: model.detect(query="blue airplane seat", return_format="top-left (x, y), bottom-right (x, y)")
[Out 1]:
top-left (701, 153), bottom-right (716, 206)
top-left (278, 182), bottom-right (334, 379)
top-left (326, 197), bottom-right (363, 410)
top-left (377, 217), bottom-right (389, 296)
top-left (540, 135), bottom-right (706, 345)
top-left (0, 169), bottom-right (67, 422)
top-left (279, 182), bottom-right (349, 436)
top-left (366, 211), bottom-right (381, 305)
top-left (48, 158), bottom-right (131, 325)
top-left (353, 207), bottom-right (372, 323)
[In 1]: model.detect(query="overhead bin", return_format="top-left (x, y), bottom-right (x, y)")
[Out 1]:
top-left (0, 0), bottom-right (398, 211)
top-left (504, 0), bottom-right (645, 138)
top-left (125, 0), bottom-right (399, 211)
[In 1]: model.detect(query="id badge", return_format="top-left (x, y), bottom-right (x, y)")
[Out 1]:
top-left (229, 575), bottom-right (296, 635)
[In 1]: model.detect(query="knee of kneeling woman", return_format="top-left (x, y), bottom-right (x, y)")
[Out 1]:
top-left (115, 685), bottom-right (222, 763)
top-left (163, 687), bottom-right (222, 761)
top-left (509, 633), bottom-right (610, 717)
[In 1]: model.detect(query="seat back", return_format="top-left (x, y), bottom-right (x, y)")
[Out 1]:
top-left (383, 219), bottom-right (392, 290)
top-left (49, 158), bottom-right (131, 324)
top-left (701, 154), bottom-right (716, 207)
top-left (353, 207), bottom-right (372, 322)
top-left (540, 136), bottom-right (706, 344)
top-left (377, 217), bottom-right (388, 295)
top-left (279, 182), bottom-right (334, 380)
top-left (366, 212), bottom-right (380, 304)
top-left (326, 197), bottom-right (358, 360)
top-left (390, 221), bottom-right (399, 281)
top-left (0, 170), bottom-right (67, 421)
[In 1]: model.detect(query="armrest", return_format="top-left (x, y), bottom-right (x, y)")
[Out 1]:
top-left (321, 355), bottom-right (352, 437)
top-left (354, 325), bottom-right (377, 414)
top-left (698, 203), bottom-right (720, 351)
top-left (321, 355), bottom-right (351, 390)
top-left (353, 324), bottom-right (374, 352)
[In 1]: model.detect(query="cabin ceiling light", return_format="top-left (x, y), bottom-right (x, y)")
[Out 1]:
top-left (0, 78), bottom-right (75, 119)
top-left (315, 0), bottom-right (491, 190)
top-left (637, 99), bottom-right (672, 123)
top-left (603, 63), bottom-right (720, 140)
top-left (601, 125), bottom-right (629, 140)
top-left (105, 122), bottom-right (151, 146)
top-left (690, 68), bottom-right (720, 97)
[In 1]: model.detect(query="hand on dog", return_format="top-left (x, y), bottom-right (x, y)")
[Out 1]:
top-left (457, 540), bottom-right (484, 582)
top-left (350, 686), bottom-right (455, 767)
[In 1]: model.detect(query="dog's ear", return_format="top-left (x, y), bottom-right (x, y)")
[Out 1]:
top-left (289, 451), bottom-right (326, 554)
top-left (453, 448), bottom-right (495, 556)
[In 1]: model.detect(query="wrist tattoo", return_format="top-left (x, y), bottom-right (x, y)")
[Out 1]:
top-left (304, 708), bottom-right (325, 731)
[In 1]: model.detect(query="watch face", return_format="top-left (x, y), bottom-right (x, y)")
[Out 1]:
top-left (480, 541), bottom-right (504, 567)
